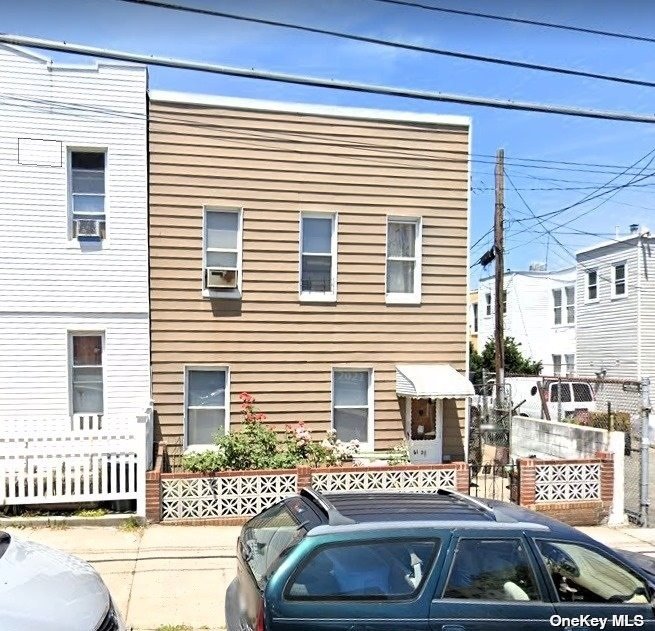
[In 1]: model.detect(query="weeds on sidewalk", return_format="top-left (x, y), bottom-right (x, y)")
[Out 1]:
top-left (74, 508), bottom-right (108, 518)
top-left (118, 515), bottom-right (144, 533)
top-left (157, 625), bottom-right (194, 631)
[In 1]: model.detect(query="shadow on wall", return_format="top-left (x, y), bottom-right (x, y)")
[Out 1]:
top-left (210, 298), bottom-right (243, 317)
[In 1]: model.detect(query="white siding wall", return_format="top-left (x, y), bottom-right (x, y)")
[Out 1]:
top-left (477, 269), bottom-right (576, 375)
top-left (576, 242), bottom-right (639, 379)
top-left (0, 45), bottom-right (150, 423)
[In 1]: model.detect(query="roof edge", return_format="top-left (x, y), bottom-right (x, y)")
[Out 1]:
top-left (149, 90), bottom-right (471, 127)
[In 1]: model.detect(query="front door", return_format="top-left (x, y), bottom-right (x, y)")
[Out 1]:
top-left (407, 398), bottom-right (442, 464)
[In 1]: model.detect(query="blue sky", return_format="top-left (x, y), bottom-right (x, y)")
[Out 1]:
top-left (4, 0), bottom-right (655, 286)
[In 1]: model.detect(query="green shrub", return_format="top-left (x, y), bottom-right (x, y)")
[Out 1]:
top-left (387, 440), bottom-right (410, 466)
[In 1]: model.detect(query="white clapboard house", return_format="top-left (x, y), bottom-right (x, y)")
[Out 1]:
top-left (0, 44), bottom-right (152, 512)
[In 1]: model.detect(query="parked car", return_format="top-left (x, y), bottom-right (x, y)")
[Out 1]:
top-left (226, 488), bottom-right (655, 631)
top-left (0, 531), bottom-right (126, 631)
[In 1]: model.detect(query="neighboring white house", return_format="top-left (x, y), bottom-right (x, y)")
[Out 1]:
top-left (0, 44), bottom-right (150, 432)
top-left (477, 265), bottom-right (577, 376)
top-left (576, 225), bottom-right (654, 380)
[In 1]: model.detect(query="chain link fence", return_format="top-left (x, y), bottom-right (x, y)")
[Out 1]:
top-left (468, 373), bottom-right (652, 523)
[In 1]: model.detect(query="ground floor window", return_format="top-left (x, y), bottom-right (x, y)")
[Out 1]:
top-left (70, 333), bottom-right (104, 414)
top-left (331, 369), bottom-right (373, 448)
top-left (185, 367), bottom-right (229, 447)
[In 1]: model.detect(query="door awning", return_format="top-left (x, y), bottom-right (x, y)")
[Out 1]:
top-left (396, 364), bottom-right (475, 399)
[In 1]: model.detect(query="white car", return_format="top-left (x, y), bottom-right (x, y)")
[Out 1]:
top-left (0, 531), bottom-right (126, 631)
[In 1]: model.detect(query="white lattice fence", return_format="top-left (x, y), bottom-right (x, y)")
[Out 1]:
top-left (311, 467), bottom-right (457, 493)
top-left (534, 462), bottom-right (601, 502)
top-left (161, 473), bottom-right (297, 520)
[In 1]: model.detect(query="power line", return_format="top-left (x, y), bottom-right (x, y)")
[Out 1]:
top-left (114, 0), bottom-right (655, 90)
top-left (3, 34), bottom-right (655, 124)
top-left (369, 0), bottom-right (655, 45)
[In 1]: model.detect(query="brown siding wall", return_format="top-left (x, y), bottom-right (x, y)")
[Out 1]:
top-left (149, 100), bottom-right (470, 463)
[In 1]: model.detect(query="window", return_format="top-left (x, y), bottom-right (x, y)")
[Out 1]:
top-left (536, 540), bottom-right (649, 604)
top-left (203, 208), bottom-right (242, 297)
top-left (572, 382), bottom-right (593, 402)
top-left (332, 369), bottom-right (373, 447)
top-left (503, 289), bottom-right (507, 314)
top-left (70, 150), bottom-right (106, 239)
top-left (70, 334), bottom-right (104, 414)
top-left (553, 289), bottom-right (563, 325)
top-left (472, 303), bottom-right (479, 333)
top-left (386, 217), bottom-right (421, 303)
top-left (565, 286), bottom-right (575, 323)
top-left (565, 354), bottom-right (576, 376)
top-left (550, 382), bottom-right (572, 403)
top-left (552, 354), bottom-right (562, 376)
top-left (300, 212), bottom-right (337, 301)
top-left (185, 368), bottom-right (229, 447)
top-left (587, 270), bottom-right (598, 301)
top-left (242, 502), bottom-right (301, 588)
top-left (485, 293), bottom-right (492, 316)
top-left (613, 263), bottom-right (627, 298)
top-left (443, 538), bottom-right (540, 601)
top-left (287, 540), bottom-right (438, 599)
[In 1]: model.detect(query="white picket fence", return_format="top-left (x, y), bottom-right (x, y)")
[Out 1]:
top-left (0, 404), bottom-right (153, 515)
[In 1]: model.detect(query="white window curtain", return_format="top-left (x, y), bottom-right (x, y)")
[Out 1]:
top-left (205, 211), bottom-right (239, 268)
top-left (186, 370), bottom-right (227, 446)
top-left (387, 221), bottom-right (416, 294)
top-left (333, 370), bottom-right (370, 443)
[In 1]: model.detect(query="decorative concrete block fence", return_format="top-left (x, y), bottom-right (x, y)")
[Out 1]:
top-left (145, 449), bottom-right (616, 526)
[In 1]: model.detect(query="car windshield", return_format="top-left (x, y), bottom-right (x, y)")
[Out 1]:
top-left (241, 500), bottom-right (312, 588)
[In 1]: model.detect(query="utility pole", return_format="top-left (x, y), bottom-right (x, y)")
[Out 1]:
top-left (494, 149), bottom-right (505, 406)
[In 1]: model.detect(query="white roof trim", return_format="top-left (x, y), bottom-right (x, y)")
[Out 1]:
top-left (149, 90), bottom-right (471, 127)
top-left (0, 43), bottom-right (51, 63)
top-left (575, 229), bottom-right (652, 256)
top-left (396, 364), bottom-right (474, 399)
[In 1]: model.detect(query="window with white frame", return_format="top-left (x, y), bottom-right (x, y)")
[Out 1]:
top-left (553, 289), bottom-right (563, 325)
top-left (613, 263), bottom-right (627, 297)
top-left (386, 217), bottom-right (421, 303)
top-left (565, 354), bottom-right (575, 376)
top-left (185, 368), bottom-right (229, 447)
top-left (70, 334), bottom-right (104, 414)
top-left (203, 208), bottom-right (242, 295)
top-left (587, 270), bottom-right (598, 301)
top-left (332, 369), bottom-right (372, 447)
top-left (485, 293), bottom-right (492, 316)
top-left (300, 212), bottom-right (337, 300)
top-left (70, 150), bottom-right (106, 239)
top-left (565, 286), bottom-right (575, 323)
top-left (472, 303), bottom-right (479, 333)
top-left (552, 354), bottom-right (562, 376)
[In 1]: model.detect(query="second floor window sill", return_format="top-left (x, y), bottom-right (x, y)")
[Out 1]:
top-left (386, 293), bottom-right (421, 305)
top-left (299, 292), bottom-right (337, 304)
top-left (202, 288), bottom-right (242, 300)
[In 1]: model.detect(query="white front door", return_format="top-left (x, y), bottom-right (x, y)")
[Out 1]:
top-left (406, 397), bottom-right (443, 464)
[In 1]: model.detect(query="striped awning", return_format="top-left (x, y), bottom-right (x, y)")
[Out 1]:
top-left (396, 364), bottom-right (474, 399)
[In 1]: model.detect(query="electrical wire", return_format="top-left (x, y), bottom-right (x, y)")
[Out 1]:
top-left (113, 0), bottom-right (655, 90)
top-left (3, 34), bottom-right (655, 124)
top-left (369, 0), bottom-right (655, 45)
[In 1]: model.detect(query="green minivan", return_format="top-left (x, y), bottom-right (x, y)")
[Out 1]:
top-left (226, 488), bottom-right (655, 631)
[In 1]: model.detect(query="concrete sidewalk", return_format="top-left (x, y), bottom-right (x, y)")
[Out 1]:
top-left (5, 523), bottom-right (655, 631)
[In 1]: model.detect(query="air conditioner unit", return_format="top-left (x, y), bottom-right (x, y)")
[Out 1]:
top-left (74, 218), bottom-right (104, 239)
top-left (206, 267), bottom-right (238, 289)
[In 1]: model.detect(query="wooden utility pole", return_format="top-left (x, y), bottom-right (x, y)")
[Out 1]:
top-left (494, 149), bottom-right (505, 404)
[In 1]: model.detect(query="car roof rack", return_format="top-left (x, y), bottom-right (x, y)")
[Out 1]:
top-left (299, 487), bottom-right (355, 526)
top-left (436, 487), bottom-right (512, 522)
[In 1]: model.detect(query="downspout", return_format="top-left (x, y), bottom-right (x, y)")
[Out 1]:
top-left (637, 234), bottom-right (642, 380)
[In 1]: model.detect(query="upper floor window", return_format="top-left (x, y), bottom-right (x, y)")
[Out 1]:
top-left (300, 212), bottom-right (337, 302)
top-left (565, 354), bottom-right (576, 376)
top-left (185, 367), bottom-right (229, 448)
top-left (613, 263), bottom-right (627, 298)
top-left (553, 286), bottom-right (575, 325)
top-left (552, 354), bottom-right (562, 377)
top-left (70, 150), bottom-right (106, 240)
top-left (332, 369), bottom-right (373, 449)
top-left (485, 293), bottom-right (492, 316)
top-left (587, 270), bottom-right (598, 301)
top-left (70, 334), bottom-right (104, 414)
top-left (472, 303), bottom-right (479, 333)
top-left (203, 208), bottom-right (242, 297)
top-left (386, 217), bottom-right (422, 304)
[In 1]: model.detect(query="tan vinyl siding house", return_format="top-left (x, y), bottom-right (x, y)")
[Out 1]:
top-left (148, 91), bottom-right (471, 465)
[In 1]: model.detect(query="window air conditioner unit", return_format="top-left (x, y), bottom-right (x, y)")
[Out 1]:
top-left (74, 218), bottom-right (104, 239)
top-left (206, 267), bottom-right (238, 289)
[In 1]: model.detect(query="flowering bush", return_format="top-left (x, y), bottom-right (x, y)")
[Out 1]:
top-left (182, 394), bottom-right (360, 473)
top-left (387, 440), bottom-right (410, 466)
